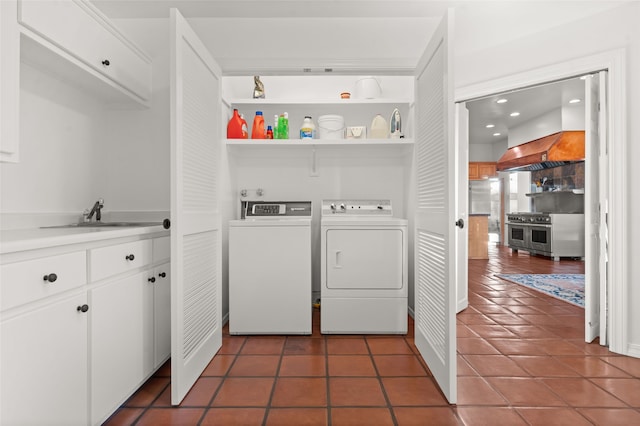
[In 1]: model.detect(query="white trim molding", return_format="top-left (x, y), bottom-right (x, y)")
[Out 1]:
top-left (455, 48), bottom-right (629, 356)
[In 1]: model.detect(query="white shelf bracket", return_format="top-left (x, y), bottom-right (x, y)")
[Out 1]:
top-left (310, 147), bottom-right (319, 177)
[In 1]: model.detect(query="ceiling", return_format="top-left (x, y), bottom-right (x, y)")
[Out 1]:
top-left (465, 76), bottom-right (587, 146)
top-left (92, 1), bottom-right (628, 75)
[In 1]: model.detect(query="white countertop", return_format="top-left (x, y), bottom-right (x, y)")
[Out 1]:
top-left (0, 225), bottom-right (167, 255)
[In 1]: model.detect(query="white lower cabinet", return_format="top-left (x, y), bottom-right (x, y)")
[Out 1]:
top-left (0, 232), bottom-right (170, 426)
top-left (90, 271), bottom-right (146, 425)
top-left (1, 293), bottom-right (89, 426)
top-left (152, 262), bottom-right (171, 367)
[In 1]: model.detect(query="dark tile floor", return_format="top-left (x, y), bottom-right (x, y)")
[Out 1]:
top-left (106, 245), bottom-right (640, 425)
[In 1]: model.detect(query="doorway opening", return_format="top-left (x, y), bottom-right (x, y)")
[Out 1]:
top-left (461, 72), bottom-right (602, 344)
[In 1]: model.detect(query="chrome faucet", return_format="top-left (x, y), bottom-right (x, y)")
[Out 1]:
top-left (85, 198), bottom-right (104, 222)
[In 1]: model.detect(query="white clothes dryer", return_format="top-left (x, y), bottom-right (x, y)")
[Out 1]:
top-left (229, 201), bottom-right (312, 335)
top-left (321, 200), bottom-right (408, 334)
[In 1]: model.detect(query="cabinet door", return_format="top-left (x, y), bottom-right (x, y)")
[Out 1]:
top-left (1, 294), bottom-right (88, 426)
top-left (468, 162), bottom-right (479, 180)
top-left (154, 263), bottom-right (171, 367)
top-left (90, 272), bottom-right (145, 425)
top-left (0, 0), bottom-right (20, 163)
top-left (478, 163), bottom-right (496, 178)
top-left (18, 0), bottom-right (151, 101)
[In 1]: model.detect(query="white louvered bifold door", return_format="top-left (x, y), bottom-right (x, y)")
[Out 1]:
top-left (584, 71), bottom-right (609, 344)
top-left (170, 8), bottom-right (222, 405)
top-left (413, 10), bottom-right (457, 404)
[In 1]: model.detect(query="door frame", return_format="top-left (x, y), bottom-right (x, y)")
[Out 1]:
top-left (455, 48), bottom-right (628, 355)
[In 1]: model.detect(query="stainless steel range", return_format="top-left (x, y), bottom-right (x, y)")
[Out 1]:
top-left (506, 212), bottom-right (584, 261)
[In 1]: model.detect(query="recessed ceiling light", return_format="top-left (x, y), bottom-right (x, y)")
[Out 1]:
top-left (493, 133), bottom-right (501, 136)
top-left (569, 99), bottom-right (581, 104)
top-left (496, 98), bottom-right (508, 104)
top-left (486, 124), bottom-right (495, 128)
top-left (510, 112), bottom-right (520, 117)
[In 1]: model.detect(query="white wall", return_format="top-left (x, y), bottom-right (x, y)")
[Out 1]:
top-left (508, 105), bottom-right (586, 147)
top-left (469, 139), bottom-right (506, 162)
top-left (456, 1), bottom-right (640, 355)
top-left (0, 63), bottom-right (106, 228)
top-left (103, 49), bottom-right (170, 214)
top-left (508, 108), bottom-right (562, 147)
top-left (231, 150), bottom-right (411, 296)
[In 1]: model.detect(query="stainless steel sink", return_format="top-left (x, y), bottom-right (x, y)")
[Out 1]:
top-left (42, 221), bottom-right (162, 229)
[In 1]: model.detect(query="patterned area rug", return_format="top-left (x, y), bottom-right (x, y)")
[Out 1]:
top-left (495, 274), bottom-right (585, 308)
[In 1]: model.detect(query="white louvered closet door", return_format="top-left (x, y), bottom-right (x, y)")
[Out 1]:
top-left (170, 8), bottom-right (222, 405)
top-left (584, 71), bottom-right (609, 344)
top-left (413, 10), bottom-right (457, 404)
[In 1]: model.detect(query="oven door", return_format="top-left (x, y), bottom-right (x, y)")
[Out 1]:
top-left (529, 224), bottom-right (552, 253)
top-left (507, 223), bottom-right (528, 250)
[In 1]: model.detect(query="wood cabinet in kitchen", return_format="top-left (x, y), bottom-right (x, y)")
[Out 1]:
top-left (0, 231), bottom-right (169, 426)
top-left (468, 214), bottom-right (489, 259)
top-left (0, 0), bottom-right (152, 163)
top-left (469, 162), bottom-right (497, 180)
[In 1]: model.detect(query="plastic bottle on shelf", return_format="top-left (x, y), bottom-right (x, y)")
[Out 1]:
top-left (266, 126), bottom-right (274, 139)
top-left (240, 114), bottom-right (249, 139)
top-left (277, 114), bottom-right (285, 139)
top-left (299, 116), bottom-right (315, 140)
top-left (280, 112), bottom-right (289, 139)
top-left (227, 109), bottom-right (244, 139)
top-left (251, 111), bottom-right (265, 139)
top-left (273, 114), bottom-right (279, 139)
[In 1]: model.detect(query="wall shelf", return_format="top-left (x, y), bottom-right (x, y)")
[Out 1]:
top-left (225, 138), bottom-right (414, 146)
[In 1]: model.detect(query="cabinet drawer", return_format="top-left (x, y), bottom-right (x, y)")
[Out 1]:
top-left (153, 236), bottom-right (170, 263)
top-left (89, 240), bottom-right (152, 282)
top-left (18, 0), bottom-right (151, 101)
top-left (1, 251), bottom-right (87, 311)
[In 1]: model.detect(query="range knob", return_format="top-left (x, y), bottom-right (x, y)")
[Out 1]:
top-left (339, 203), bottom-right (346, 211)
top-left (330, 203), bottom-right (336, 212)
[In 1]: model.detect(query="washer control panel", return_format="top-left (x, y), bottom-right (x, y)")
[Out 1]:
top-left (322, 199), bottom-right (392, 216)
top-left (252, 203), bottom-right (286, 215)
top-left (242, 201), bottom-right (312, 219)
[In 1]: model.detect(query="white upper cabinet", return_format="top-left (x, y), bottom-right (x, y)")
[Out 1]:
top-left (1, 0), bottom-right (152, 163)
top-left (0, 0), bottom-right (20, 162)
top-left (18, 0), bottom-right (152, 105)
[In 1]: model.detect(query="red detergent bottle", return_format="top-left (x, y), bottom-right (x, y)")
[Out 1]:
top-left (251, 111), bottom-right (265, 139)
top-left (227, 109), bottom-right (244, 139)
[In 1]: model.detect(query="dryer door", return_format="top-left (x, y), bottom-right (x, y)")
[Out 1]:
top-left (326, 229), bottom-right (403, 290)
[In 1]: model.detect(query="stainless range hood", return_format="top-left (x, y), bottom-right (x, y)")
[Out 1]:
top-left (496, 131), bottom-right (585, 172)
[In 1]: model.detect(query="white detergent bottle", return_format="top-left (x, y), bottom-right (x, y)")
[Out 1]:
top-left (370, 114), bottom-right (388, 139)
top-left (300, 116), bottom-right (315, 140)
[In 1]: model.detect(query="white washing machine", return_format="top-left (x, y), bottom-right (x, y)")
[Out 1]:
top-left (229, 201), bottom-right (312, 335)
top-left (321, 200), bottom-right (408, 334)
